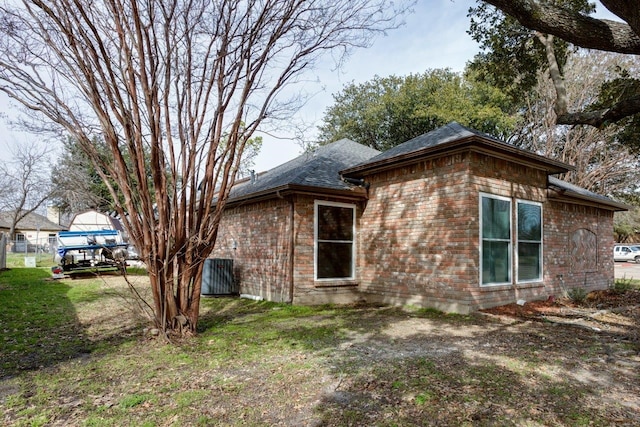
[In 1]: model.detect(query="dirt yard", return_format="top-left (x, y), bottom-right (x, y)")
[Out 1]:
top-left (1, 273), bottom-right (639, 426)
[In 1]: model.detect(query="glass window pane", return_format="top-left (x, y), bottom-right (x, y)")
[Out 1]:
top-left (318, 206), bottom-right (353, 241)
top-left (317, 242), bottom-right (353, 279)
top-left (482, 241), bottom-right (510, 284)
top-left (518, 203), bottom-right (541, 241)
top-left (482, 197), bottom-right (510, 239)
top-left (518, 242), bottom-right (541, 281)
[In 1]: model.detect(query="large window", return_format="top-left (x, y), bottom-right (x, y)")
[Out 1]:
top-left (315, 201), bottom-right (355, 280)
top-left (517, 201), bottom-right (542, 282)
top-left (480, 194), bottom-right (543, 286)
top-left (480, 194), bottom-right (511, 285)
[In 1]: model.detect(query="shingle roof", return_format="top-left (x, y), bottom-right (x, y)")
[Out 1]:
top-left (548, 177), bottom-right (629, 211)
top-left (228, 139), bottom-right (381, 201)
top-left (342, 121), bottom-right (572, 176)
top-left (0, 210), bottom-right (66, 232)
top-left (367, 121), bottom-right (499, 162)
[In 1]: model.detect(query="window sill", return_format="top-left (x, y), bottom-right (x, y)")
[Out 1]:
top-left (479, 281), bottom-right (544, 291)
top-left (314, 280), bottom-right (359, 288)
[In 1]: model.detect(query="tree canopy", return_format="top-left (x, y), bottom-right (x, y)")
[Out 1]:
top-left (317, 69), bottom-right (518, 150)
top-left (476, 0), bottom-right (640, 127)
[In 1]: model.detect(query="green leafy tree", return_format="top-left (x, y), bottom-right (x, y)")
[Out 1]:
top-left (467, 1), bottom-right (592, 106)
top-left (51, 137), bottom-right (117, 214)
top-left (317, 69), bottom-right (518, 150)
top-left (614, 194), bottom-right (640, 242)
top-left (477, 0), bottom-right (640, 127)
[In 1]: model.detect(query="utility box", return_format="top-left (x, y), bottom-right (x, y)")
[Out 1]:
top-left (201, 258), bottom-right (236, 295)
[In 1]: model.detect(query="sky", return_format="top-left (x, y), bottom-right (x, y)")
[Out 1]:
top-left (0, 0), bottom-right (620, 173)
top-left (251, 0), bottom-right (481, 172)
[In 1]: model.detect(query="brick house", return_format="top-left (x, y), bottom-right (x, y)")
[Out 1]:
top-left (212, 122), bottom-right (627, 313)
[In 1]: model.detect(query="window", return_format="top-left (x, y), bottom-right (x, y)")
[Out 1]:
top-left (315, 201), bottom-right (355, 280)
top-left (517, 201), bottom-right (542, 282)
top-left (480, 194), bottom-right (511, 285)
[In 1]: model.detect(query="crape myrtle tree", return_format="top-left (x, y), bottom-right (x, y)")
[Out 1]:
top-left (475, 0), bottom-right (640, 127)
top-left (0, 0), bottom-right (406, 336)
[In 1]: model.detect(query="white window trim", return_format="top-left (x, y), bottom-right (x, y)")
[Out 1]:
top-left (314, 200), bottom-right (356, 281)
top-left (479, 193), bottom-right (512, 287)
top-left (516, 199), bottom-right (543, 284)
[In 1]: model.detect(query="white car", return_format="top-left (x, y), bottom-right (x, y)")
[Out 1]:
top-left (613, 245), bottom-right (640, 263)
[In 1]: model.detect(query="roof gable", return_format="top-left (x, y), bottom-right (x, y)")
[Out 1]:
top-left (342, 121), bottom-right (573, 176)
top-left (228, 139), bottom-right (381, 202)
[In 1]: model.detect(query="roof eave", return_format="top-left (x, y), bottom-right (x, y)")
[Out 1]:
top-left (223, 183), bottom-right (368, 207)
top-left (341, 136), bottom-right (574, 177)
top-left (547, 187), bottom-right (630, 212)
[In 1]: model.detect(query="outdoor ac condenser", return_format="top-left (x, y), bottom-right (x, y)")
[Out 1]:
top-left (201, 258), bottom-right (236, 295)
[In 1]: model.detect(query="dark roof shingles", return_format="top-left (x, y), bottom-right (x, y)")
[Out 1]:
top-left (229, 139), bottom-right (380, 200)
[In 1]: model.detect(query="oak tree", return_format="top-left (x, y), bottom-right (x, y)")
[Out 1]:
top-left (477, 0), bottom-right (640, 127)
top-left (317, 69), bottom-right (518, 150)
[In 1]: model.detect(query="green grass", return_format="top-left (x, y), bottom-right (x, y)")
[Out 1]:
top-left (5, 252), bottom-right (57, 269)
top-left (0, 269), bottom-right (638, 426)
top-left (614, 276), bottom-right (640, 291)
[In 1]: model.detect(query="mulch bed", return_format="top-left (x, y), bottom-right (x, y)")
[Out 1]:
top-left (481, 289), bottom-right (640, 319)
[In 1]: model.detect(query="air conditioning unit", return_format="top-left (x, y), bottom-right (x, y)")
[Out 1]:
top-left (201, 258), bottom-right (236, 295)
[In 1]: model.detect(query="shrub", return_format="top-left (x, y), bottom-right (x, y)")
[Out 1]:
top-left (613, 277), bottom-right (635, 293)
top-left (567, 287), bottom-right (587, 303)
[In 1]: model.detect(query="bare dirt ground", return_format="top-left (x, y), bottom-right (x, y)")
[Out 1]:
top-left (2, 274), bottom-right (639, 426)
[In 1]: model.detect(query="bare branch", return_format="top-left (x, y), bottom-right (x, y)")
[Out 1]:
top-left (0, 0), bottom-right (408, 335)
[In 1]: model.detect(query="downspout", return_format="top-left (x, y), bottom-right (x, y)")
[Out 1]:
top-left (288, 196), bottom-right (295, 303)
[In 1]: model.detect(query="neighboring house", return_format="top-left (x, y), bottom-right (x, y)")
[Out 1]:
top-left (0, 210), bottom-right (67, 252)
top-left (211, 122), bottom-right (627, 313)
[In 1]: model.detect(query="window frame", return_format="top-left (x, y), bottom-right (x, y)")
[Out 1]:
top-left (516, 199), bottom-right (543, 283)
top-left (479, 193), bottom-right (512, 286)
top-left (314, 200), bottom-right (356, 281)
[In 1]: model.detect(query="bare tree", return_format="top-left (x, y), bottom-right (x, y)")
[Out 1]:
top-left (483, 0), bottom-right (640, 127)
top-left (513, 50), bottom-right (640, 195)
top-left (0, 141), bottom-right (53, 240)
top-left (0, 0), bottom-right (406, 336)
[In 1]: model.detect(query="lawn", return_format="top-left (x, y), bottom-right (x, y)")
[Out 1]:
top-left (0, 266), bottom-right (639, 426)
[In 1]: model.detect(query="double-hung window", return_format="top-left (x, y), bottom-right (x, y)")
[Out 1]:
top-left (480, 194), bottom-right (512, 285)
top-left (516, 200), bottom-right (542, 282)
top-left (480, 193), bottom-right (543, 286)
top-left (314, 201), bottom-right (355, 280)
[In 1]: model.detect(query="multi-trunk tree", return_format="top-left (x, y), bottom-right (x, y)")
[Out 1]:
top-left (0, 0), bottom-right (406, 336)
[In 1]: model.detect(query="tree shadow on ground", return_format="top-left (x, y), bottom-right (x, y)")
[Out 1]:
top-left (0, 268), bottom-right (143, 379)
top-left (197, 298), bottom-right (639, 426)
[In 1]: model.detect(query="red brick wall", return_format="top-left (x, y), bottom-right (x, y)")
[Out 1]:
top-left (213, 195), bottom-right (364, 305)
top-left (214, 150), bottom-right (615, 313)
top-left (289, 195), bottom-right (364, 305)
top-left (358, 150), bottom-right (614, 313)
top-left (357, 153), bottom-right (477, 312)
top-left (212, 198), bottom-right (293, 303)
top-left (544, 202), bottom-right (614, 295)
